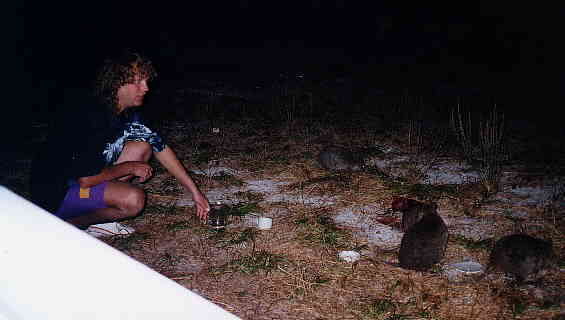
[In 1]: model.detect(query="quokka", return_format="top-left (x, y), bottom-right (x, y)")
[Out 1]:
top-left (392, 197), bottom-right (449, 271)
top-left (317, 146), bottom-right (361, 171)
top-left (488, 233), bottom-right (556, 283)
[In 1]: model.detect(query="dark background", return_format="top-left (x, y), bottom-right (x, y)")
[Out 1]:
top-left (13, 2), bottom-right (565, 137)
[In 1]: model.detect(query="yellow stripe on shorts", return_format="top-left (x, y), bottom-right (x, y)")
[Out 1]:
top-left (79, 187), bottom-right (91, 199)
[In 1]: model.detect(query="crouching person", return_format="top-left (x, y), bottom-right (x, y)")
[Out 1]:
top-left (30, 50), bottom-right (209, 235)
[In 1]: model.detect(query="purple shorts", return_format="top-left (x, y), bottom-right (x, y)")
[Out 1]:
top-left (55, 182), bottom-right (108, 219)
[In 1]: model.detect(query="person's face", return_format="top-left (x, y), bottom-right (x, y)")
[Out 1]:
top-left (117, 76), bottom-right (149, 112)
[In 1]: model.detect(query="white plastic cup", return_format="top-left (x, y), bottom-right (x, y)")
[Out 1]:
top-left (338, 251), bottom-right (361, 263)
top-left (245, 215), bottom-right (259, 227)
top-left (257, 217), bottom-right (272, 230)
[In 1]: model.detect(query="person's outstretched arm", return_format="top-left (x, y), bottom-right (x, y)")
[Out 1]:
top-left (154, 146), bottom-right (210, 220)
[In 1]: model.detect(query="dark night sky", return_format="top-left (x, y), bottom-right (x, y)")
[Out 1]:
top-left (13, 1), bottom-right (565, 125)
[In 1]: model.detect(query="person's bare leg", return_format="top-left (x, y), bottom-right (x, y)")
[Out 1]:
top-left (116, 141), bottom-right (152, 163)
top-left (115, 141), bottom-right (153, 181)
top-left (65, 181), bottom-right (146, 228)
top-left (66, 142), bottom-right (151, 227)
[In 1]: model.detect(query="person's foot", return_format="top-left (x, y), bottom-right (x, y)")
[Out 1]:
top-left (85, 222), bottom-right (135, 238)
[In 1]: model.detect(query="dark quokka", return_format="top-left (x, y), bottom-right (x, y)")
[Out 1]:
top-left (391, 197), bottom-right (449, 271)
top-left (488, 234), bottom-right (556, 283)
top-left (317, 146), bottom-right (361, 171)
top-left (391, 197), bottom-right (425, 232)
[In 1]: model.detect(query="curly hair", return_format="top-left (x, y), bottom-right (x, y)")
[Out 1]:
top-left (94, 49), bottom-right (157, 113)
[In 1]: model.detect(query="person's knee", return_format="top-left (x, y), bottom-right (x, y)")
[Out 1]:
top-left (121, 141), bottom-right (152, 162)
top-left (120, 188), bottom-right (146, 217)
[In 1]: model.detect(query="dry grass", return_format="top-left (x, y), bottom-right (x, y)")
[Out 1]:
top-left (124, 109), bottom-right (565, 319)
top-left (6, 93), bottom-right (565, 320)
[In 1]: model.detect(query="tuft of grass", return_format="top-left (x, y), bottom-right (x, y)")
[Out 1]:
top-left (211, 250), bottom-right (288, 275)
top-left (450, 104), bottom-right (476, 163)
top-left (203, 227), bottom-right (229, 240)
top-left (428, 264), bottom-right (443, 274)
top-left (294, 217), bottom-right (309, 225)
top-left (416, 310), bottom-right (437, 319)
top-left (233, 190), bottom-right (265, 202)
top-left (296, 215), bottom-right (351, 248)
top-left (452, 235), bottom-right (493, 250)
top-left (368, 165), bottom-right (459, 201)
top-left (166, 220), bottom-right (192, 232)
top-left (212, 171), bottom-right (246, 186)
top-left (407, 119), bottom-right (426, 156)
top-left (509, 297), bottom-right (528, 317)
top-left (213, 202), bottom-right (261, 218)
top-left (387, 180), bottom-right (459, 201)
top-left (360, 298), bottom-right (397, 319)
top-left (477, 106), bottom-right (506, 198)
top-left (385, 315), bottom-right (409, 320)
top-left (450, 105), bottom-right (507, 198)
top-left (266, 153), bottom-right (291, 165)
top-left (231, 202), bottom-right (262, 216)
top-left (216, 228), bottom-right (258, 248)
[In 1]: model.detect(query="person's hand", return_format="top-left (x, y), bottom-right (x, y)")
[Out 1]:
top-left (126, 162), bottom-right (153, 183)
top-left (192, 191), bottom-right (210, 221)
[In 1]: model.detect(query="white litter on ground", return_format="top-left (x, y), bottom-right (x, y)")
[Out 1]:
top-left (190, 166), bottom-right (239, 177)
top-left (444, 216), bottom-right (499, 240)
top-left (246, 178), bottom-right (337, 205)
top-left (422, 162), bottom-right (480, 185)
top-left (176, 187), bottom-right (243, 207)
top-left (265, 193), bottom-right (337, 205)
top-left (509, 186), bottom-right (556, 207)
top-left (333, 207), bottom-right (403, 249)
top-left (245, 179), bottom-right (289, 194)
top-left (174, 161), bottom-right (563, 254)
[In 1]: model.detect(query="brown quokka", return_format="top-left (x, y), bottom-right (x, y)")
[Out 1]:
top-left (488, 234), bottom-right (556, 283)
top-left (391, 197), bottom-right (449, 271)
top-left (317, 146), bottom-right (361, 171)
